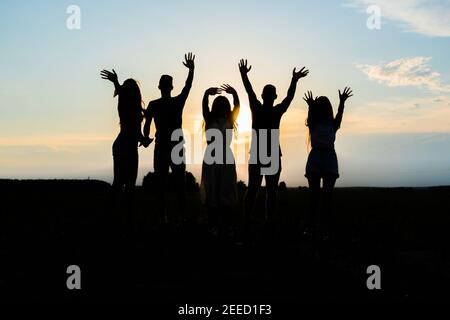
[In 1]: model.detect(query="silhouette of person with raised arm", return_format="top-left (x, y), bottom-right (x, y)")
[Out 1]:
top-left (239, 59), bottom-right (309, 227)
top-left (143, 53), bottom-right (195, 224)
top-left (100, 69), bottom-right (150, 221)
top-left (303, 87), bottom-right (353, 243)
top-left (201, 85), bottom-right (240, 237)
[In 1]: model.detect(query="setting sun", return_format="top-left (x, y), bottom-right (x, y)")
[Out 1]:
top-left (236, 103), bottom-right (252, 134)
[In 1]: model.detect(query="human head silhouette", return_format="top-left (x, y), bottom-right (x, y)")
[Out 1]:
top-left (262, 85), bottom-right (278, 105)
top-left (210, 96), bottom-right (232, 120)
top-left (118, 79), bottom-right (143, 124)
top-left (159, 75), bottom-right (174, 95)
top-left (306, 96), bottom-right (334, 128)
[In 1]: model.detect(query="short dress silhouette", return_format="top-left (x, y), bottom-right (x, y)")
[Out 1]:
top-left (112, 88), bottom-right (142, 184)
top-left (200, 117), bottom-right (238, 208)
top-left (305, 124), bottom-right (339, 179)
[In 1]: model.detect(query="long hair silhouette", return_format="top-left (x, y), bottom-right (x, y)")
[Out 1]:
top-left (306, 96), bottom-right (334, 150)
top-left (204, 95), bottom-right (238, 135)
top-left (118, 79), bottom-right (144, 129)
top-left (100, 69), bottom-right (146, 215)
top-left (306, 96), bottom-right (334, 128)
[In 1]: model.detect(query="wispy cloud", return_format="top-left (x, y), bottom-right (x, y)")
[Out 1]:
top-left (346, 0), bottom-right (450, 37)
top-left (356, 57), bottom-right (450, 93)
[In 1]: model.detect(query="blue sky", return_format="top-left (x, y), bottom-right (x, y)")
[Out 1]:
top-left (0, 0), bottom-right (449, 186)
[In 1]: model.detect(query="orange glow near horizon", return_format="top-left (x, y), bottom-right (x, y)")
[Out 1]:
top-left (236, 103), bottom-right (252, 134)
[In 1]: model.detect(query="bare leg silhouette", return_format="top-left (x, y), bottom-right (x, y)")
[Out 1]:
top-left (322, 177), bottom-right (336, 237)
top-left (265, 170), bottom-right (281, 222)
top-left (244, 165), bottom-right (263, 234)
top-left (306, 177), bottom-right (320, 238)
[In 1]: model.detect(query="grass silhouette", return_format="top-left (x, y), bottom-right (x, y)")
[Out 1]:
top-left (0, 179), bottom-right (449, 300)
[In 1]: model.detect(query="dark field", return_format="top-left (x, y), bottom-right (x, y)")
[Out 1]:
top-left (0, 179), bottom-right (450, 302)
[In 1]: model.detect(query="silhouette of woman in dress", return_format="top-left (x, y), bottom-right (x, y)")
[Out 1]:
top-left (201, 85), bottom-right (240, 236)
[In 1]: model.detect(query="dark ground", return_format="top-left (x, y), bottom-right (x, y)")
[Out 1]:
top-left (0, 179), bottom-right (450, 303)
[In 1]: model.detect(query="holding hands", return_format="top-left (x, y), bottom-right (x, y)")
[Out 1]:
top-left (183, 52), bottom-right (195, 70)
top-left (339, 87), bottom-right (353, 103)
top-left (139, 136), bottom-right (154, 148)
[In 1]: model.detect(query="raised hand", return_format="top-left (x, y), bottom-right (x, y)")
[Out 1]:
top-left (100, 69), bottom-right (118, 83)
top-left (339, 87), bottom-right (353, 103)
top-left (239, 59), bottom-right (252, 74)
top-left (293, 67), bottom-right (309, 81)
top-left (220, 84), bottom-right (237, 95)
top-left (206, 87), bottom-right (221, 96)
top-left (303, 90), bottom-right (315, 107)
top-left (183, 52), bottom-right (195, 70)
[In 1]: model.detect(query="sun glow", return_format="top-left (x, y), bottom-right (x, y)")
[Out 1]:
top-left (236, 103), bottom-right (252, 134)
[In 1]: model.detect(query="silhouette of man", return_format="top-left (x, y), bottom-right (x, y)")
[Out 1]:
top-left (143, 53), bottom-right (195, 223)
top-left (239, 59), bottom-right (309, 224)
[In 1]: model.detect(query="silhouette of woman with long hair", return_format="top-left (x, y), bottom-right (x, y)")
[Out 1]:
top-left (201, 85), bottom-right (240, 237)
top-left (100, 69), bottom-right (150, 212)
top-left (303, 87), bottom-right (353, 242)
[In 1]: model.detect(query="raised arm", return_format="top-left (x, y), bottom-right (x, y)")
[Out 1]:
top-left (239, 59), bottom-right (258, 109)
top-left (278, 67), bottom-right (309, 112)
top-left (100, 69), bottom-right (121, 97)
top-left (179, 52), bottom-right (195, 102)
top-left (203, 87), bottom-right (221, 120)
top-left (335, 87), bottom-right (353, 131)
top-left (221, 84), bottom-right (240, 121)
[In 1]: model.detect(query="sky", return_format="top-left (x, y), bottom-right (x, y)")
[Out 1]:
top-left (0, 0), bottom-right (449, 187)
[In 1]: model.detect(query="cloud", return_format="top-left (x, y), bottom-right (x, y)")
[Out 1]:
top-left (356, 57), bottom-right (450, 93)
top-left (347, 0), bottom-right (450, 37)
